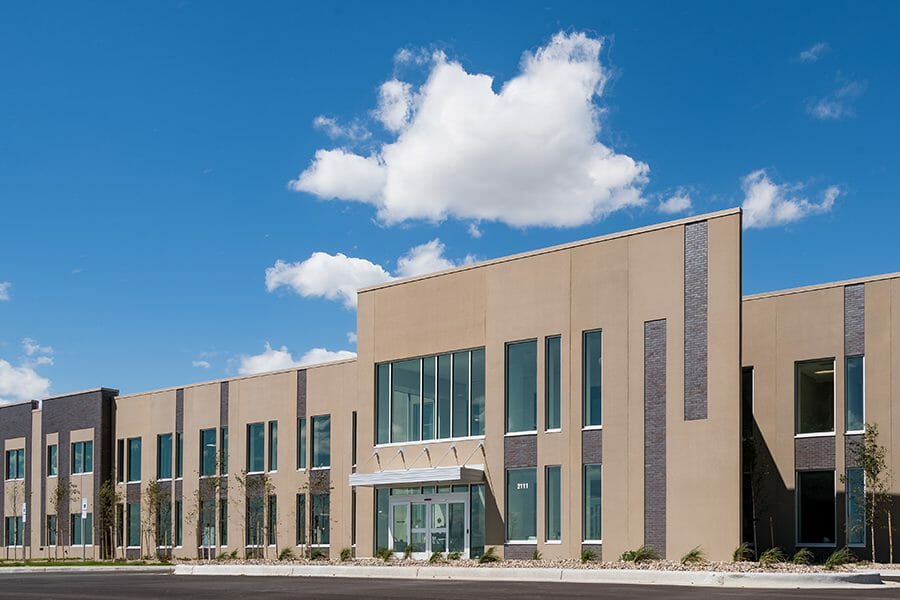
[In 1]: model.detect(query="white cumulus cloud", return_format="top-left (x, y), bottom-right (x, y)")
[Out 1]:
top-left (798, 42), bottom-right (829, 63)
top-left (741, 169), bottom-right (840, 229)
top-left (346, 331), bottom-right (358, 345)
top-left (312, 115), bottom-right (371, 141)
top-left (0, 359), bottom-right (50, 404)
top-left (238, 343), bottom-right (356, 376)
top-left (290, 32), bottom-right (649, 228)
top-left (657, 191), bottom-right (692, 214)
top-left (266, 238), bottom-right (472, 308)
top-left (0, 282), bottom-right (10, 301)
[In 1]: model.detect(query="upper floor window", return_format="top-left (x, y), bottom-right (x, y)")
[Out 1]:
top-left (72, 440), bottom-right (94, 475)
top-left (297, 418), bottom-right (307, 469)
top-left (311, 415), bottom-right (331, 468)
top-left (795, 359), bottom-right (834, 435)
top-left (176, 432), bottom-right (183, 479)
top-left (545, 336), bottom-right (561, 431)
top-left (200, 428), bottom-right (217, 477)
top-left (5, 449), bottom-right (25, 480)
top-left (583, 330), bottom-right (602, 427)
top-left (506, 340), bottom-right (537, 433)
top-left (156, 434), bottom-right (172, 480)
top-left (47, 444), bottom-right (58, 477)
top-left (845, 356), bottom-right (864, 433)
top-left (127, 437), bottom-right (142, 482)
top-left (268, 421), bottom-right (278, 472)
top-left (247, 423), bottom-right (265, 473)
top-left (220, 427), bottom-right (229, 475)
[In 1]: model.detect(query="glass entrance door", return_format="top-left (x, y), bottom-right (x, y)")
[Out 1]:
top-left (388, 492), bottom-right (468, 559)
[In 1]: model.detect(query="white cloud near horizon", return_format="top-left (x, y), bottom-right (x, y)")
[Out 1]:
top-left (741, 169), bottom-right (840, 229)
top-left (237, 343), bottom-right (356, 376)
top-left (266, 238), bottom-right (472, 308)
top-left (798, 42), bottom-right (829, 63)
top-left (0, 282), bottom-right (10, 301)
top-left (0, 359), bottom-right (51, 405)
top-left (290, 32), bottom-right (649, 228)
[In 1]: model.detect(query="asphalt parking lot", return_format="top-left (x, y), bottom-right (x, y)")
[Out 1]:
top-left (0, 573), bottom-right (898, 599)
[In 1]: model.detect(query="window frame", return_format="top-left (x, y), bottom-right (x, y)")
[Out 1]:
top-left (545, 336), bottom-right (562, 432)
top-left (268, 420), bottom-right (279, 472)
top-left (47, 444), bottom-right (58, 477)
top-left (505, 339), bottom-right (538, 435)
top-left (582, 329), bottom-right (603, 429)
top-left (545, 465), bottom-right (561, 542)
top-left (200, 428), bottom-right (217, 478)
top-left (845, 467), bottom-right (866, 547)
top-left (794, 358), bottom-right (836, 437)
top-left (505, 467), bottom-right (537, 543)
top-left (246, 422), bottom-right (265, 474)
top-left (126, 437), bottom-right (142, 483)
top-left (5, 448), bottom-right (25, 481)
top-left (844, 355), bottom-right (865, 435)
top-left (156, 433), bottom-right (173, 481)
top-left (311, 415), bottom-right (331, 469)
top-left (795, 469), bottom-right (837, 547)
top-left (582, 463), bottom-right (602, 542)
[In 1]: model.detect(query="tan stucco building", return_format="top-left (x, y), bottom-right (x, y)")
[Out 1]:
top-left (2, 207), bottom-right (897, 563)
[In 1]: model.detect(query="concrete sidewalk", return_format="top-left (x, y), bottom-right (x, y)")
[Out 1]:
top-left (0, 565), bottom-right (175, 575)
top-left (174, 563), bottom-right (885, 588)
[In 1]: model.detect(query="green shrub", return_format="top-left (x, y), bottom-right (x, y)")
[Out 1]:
top-left (825, 547), bottom-right (856, 570)
top-left (478, 546), bottom-right (500, 564)
top-left (581, 548), bottom-right (597, 563)
top-left (447, 551), bottom-right (462, 560)
top-left (732, 542), bottom-right (754, 562)
top-left (309, 548), bottom-right (326, 561)
top-left (680, 546), bottom-right (706, 565)
top-left (403, 544), bottom-right (414, 560)
top-left (532, 549), bottom-right (542, 561)
top-left (278, 548), bottom-right (295, 561)
top-left (339, 547), bottom-right (353, 562)
top-left (758, 547), bottom-right (786, 567)
top-left (429, 551), bottom-right (443, 564)
top-left (374, 547), bottom-right (393, 562)
top-left (792, 548), bottom-right (813, 565)
top-left (228, 550), bottom-right (238, 559)
top-left (621, 545), bottom-right (659, 563)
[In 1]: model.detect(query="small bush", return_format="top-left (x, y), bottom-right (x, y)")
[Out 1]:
top-left (792, 548), bottom-right (813, 565)
top-left (732, 542), bottom-right (754, 562)
top-left (374, 547), bottom-right (393, 562)
top-left (429, 551), bottom-right (443, 564)
top-left (278, 548), bottom-right (295, 561)
top-left (581, 548), bottom-right (597, 563)
top-left (621, 545), bottom-right (659, 563)
top-left (309, 548), bottom-right (326, 561)
top-left (447, 551), bottom-right (462, 560)
top-left (228, 550), bottom-right (238, 559)
top-left (532, 549), bottom-right (542, 561)
top-left (403, 544), bottom-right (414, 560)
top-left (825, 546), bottom-right (856, 570)
top-left (478, 546), bottom-right (500, 564)
top-left (758, 547), bottom-right (786, 567)
top-left (680, 546), bottom-right (706, 565)
top-left (339, 547), bottom-right (353, 562)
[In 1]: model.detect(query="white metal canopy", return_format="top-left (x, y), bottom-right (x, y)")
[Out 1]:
top-left (348, 464), bottom-right (484, 488)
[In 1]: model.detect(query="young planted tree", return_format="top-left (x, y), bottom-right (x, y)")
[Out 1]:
top-left (48, 479), bottom-right (78, 560)
top-left (141, 480), bottom-right (170, 560)
top-left (6, 480), bottom-right (25, 561)
top-left (233, 470), bottom-right (275, 559)
top-left (845, 423), bottom-right (892, 563)
top-left (187, 451), bottom-right (228, 560)
top-left (97, 479), bottom-right (123, 559)
top-left (297, 470), bottom-right (334, 559)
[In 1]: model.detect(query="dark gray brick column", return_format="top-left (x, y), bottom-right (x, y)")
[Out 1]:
top-left (644, 319), bottom-right (667, 556)
top-left (0, 401), bottom-right (36, 548)
top-left (844, 284), bottom-right (865, 356)
top-left (684, 221), bottom-right (708, 420)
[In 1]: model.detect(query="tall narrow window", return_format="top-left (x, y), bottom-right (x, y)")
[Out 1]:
top-left (268, 420), bottom-right (279, 472)
top-left (391, 359), bottom-right (421, 443)
top-left (157, 501), bottom-right (172, 547)
top-left (351, 411), bottom-right (358, 466)
top-left (47, 514), bottom-right (58, 546)
top-left (127, 438), bottom-right (142, 482)
top-left (5, 449), bottom-right (24, 480)
top-left (422, 358), bottom-right (436, 440)
top-left (4, 517), bottom-right (23, 546)
top-left (312, 493), bottom-right (330, 545)
top-left (47, 444), bottom-right (58, 477)
top-left (505, 467), bottom-right (537, 541)
top-left (71, 513), bottom-right (93, 545)
top-left (311, 416), bottom-right (331, 468)
top-left (156, 434), bottom-right (172, 480)
top-left (376, 363), bottom-right (390, 445)
top-left (297, 418), bottom-right (307, 469)
top-left (247, 423), bottom-right (264, 473)
top-left (72, 440), bottom-right (93, 474)
top-left (506, 341), bottom-right (537, 433)
top-left (471, 348), bottom-right (486, 436)
top-left (583, 464), bottom-right (602, 541)
top-left (845, 356), bottom-right (864, 433)
top-left (267, 495), bottom-right (277, 546)
top-left (117, 439), bottom-right (125, 483)
top-left (246, 496), bottom-right (264, 547)
top-left (296, 494), bottom-right (307, 546)
top-left (127, 503), bottom-right (141, 547)
top-left (545, 336), bottom-right (561, 430)
top-left (452, 351), bottom-right (470, 438)
top-left (470, 483), bottom-right (486, 558)
top-left (200, 429), bottom-right (217, 477)
top-left (583, 331), bottom-right (602, 427)
top-left (200, 500), bottom-right (216, 547)
top-left (374, 488), bottom-right (389, 553)
top-left (797, 470), bottom-right (835, 545)
top-left (437, 354), bottom-right (452, 439)
top-left (176, 432), bottom-right (183, 478)
top-left (219, 500), bottom-right (228, 546)
top-left (220, 427), bottom-right (228, 475)
top-left (351, 489), bottom-right (357, 547)
top-left (846, 467), bottom-right (865, 546)
top-left (796, 359), bottom-right (835, 435)
top-left (545, 465), bottom-right (561, 541)
top-left (175, 500), bottom-right (183, 546)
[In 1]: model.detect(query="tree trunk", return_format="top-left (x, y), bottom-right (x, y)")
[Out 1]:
top-left (888, 509), bottom-right (894, 564)
top-left (769, 516), bottom-right (775, 550)
top-left (871, 521), bottom-right (876, 563)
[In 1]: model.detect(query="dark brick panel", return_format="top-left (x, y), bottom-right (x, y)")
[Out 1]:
top-left (175, 389), bottom-right (184, 433)
top-left (126, 483), bottom-right (141, 503)
top-left (0, 401), bottom-right (36, 547)
top-left (504, 544), bottom-right (537, 560)
top-left (581, 543), bottom-right (603, 561)
top-left (504, 434), bottom-right (537, 469)
top-left (844, 284), bottom-right (865, 356)
top-left (219, 382), bottom-right (229, 426)
top-left (582, 429), bottom-right (602, 464)
top-left (795, 436), bottom-right (836, 470)
top-left (644, 319), bottom-right (667, 556)
top-left (845, 435), bottom-right (864, 469)
top-left (684, 221), bottom-right (708, 421)
top-left (297, 370), bottom-right (307, 418)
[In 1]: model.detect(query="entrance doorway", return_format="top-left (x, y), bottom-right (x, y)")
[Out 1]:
top-left (388, 492), bottom-right (468, 559)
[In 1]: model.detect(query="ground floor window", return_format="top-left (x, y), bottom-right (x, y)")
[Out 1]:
top-left (219, 500), bottom-right (228, 546)
top-left (47, 515), bottom-right (58, 546)
top-left (797, 470), bottom-right (835, 545)
top-left (375, 488), bottom-right (389, 552)
top-left (246, 496), bottom-right (264, 547)
top-left (312, 493), bottom-right (330, 545)
top-left (157, 501), bottom-right (172, 548)
top-left (470, 484), bottom-right (485, 558)
top-left (116, 504), bottom-right (124, 548)
top-left (71, 513), bottom-right (93, 546)
top-left (296, 494), bottom-right (306, 546)
top-left (200, 500), bottom-right (216, 547)
top-left (506, 468), bottom-right (537, 542)
top-left (267, 495), bottom-right (277, 546)
top-left (4, 516), bottom-right (23, 546)
top-left (127, 503), bottom-right (140, 547)
top-left (846, 467), bottom-right (865, 546)
top-left (175, 500), bottom-right (183, 546)
top-left (583, 464), bottom-right (602, 541)
top-left (546, 466), bottom-right (561, 541)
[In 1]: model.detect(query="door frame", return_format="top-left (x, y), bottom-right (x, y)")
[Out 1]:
top-left (387, 492), bottom-right (469, 559)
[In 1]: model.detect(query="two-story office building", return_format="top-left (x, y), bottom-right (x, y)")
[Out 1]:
top-left (3, 207), bottom-right (899, 563)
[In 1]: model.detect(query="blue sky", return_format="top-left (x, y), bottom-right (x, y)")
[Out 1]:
top-left (1, 1), bottom-right (898, 401)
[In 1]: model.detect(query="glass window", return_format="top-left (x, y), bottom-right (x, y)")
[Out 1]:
top-left (392, 359), bottom-right (421, 443)
top-left (157, 434), bottom-right (172, 480)
top-left (175, 500), bottom-right (182, 546)
top-left (506, 341), bottom-right (537, 433)
top-left (127, 503), bottom-right (141, 546)
top-left (470, 483), bottom-right (485, 558)
top-left (797, 470), bottom-right (835, 544)
top-left (846, 467), bottom-right (865, 546)
top-left (545, 336), bottom-right (561, 430)
top-left (247, 423), bottom-right (265, 473)
top-left (376, 363), bottom-right (390, 445)
top-left (200, 500), bottom-right (216, 547)
top-left (176, 432), bottom-right (183, 478)
top-left (268, 421), bottom-right (279, 472)
top-left (452, 351), bottom-right (470, 438)
top-left (437, 354), bottom-right (452, 439)
top-left (157, 501), bottom-right (172, 547)
top-left (4, 517), bottom-right (23, 546)
top-left (374, 488), bottom-right (389, 552)
top-left (583, 331), bottom-right (602, 426)
top-left (583, 464), bottom-right (602, 541)
top-left (220, 427), bottom-right (228, 475)
top-left (47, 515), bottom-right (57, 546)
top-left (200, 429), bottom-right (217, 477)
top-left (422, 357), bottom-right (436, 440)
top-left (796, 359), bottom-right (835, 435)
top-left (73, 441), bottom-right (93, 474)
top-left (471, 348), bottom-right (485, 436)
top-left (506, 467), bottom-right (537, 541)
top-left (117, 439), bottom-right (124, 483)
top-left (219, 500), bottom-right (228, 546)
top-left (5, 449), bottom-right (24, 480)
top-left (297, 494), bottom-right (307, 545)
top-left (48, 444), bottom-right (58, 477)
top-left (297, 418), bottom-right (307, 469)
top-left (546, 465), bottom-right (561, 541)
top-left (267, 495), bottom-right (277, 545)
top-left (71, 513), bottom-right (93, 545)
top-left (312, 493), bottom-right (330, 545)
top-left (246, 496), bottom-right (264, 547)
top-left (845, 356), bottom-right (864, 433)
top-left (351, 411), bottom-right (358, 466)
top-left (312, 416), bottom-right (331, 468)
top-left (127, 438), bottom-right (142, 482)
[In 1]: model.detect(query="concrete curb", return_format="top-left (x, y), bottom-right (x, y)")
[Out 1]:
top-left (174, 564), bottom-right (884, 588)
top-left (0, 566), bottom-right (175, 575)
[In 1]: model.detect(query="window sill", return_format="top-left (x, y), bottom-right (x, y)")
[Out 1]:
top-left (504, 431), bottom-right (538, 438)
top-left (544, 428), bottom-right (562, 434)
top-left (796, 542), bottom-right (836, 548)
top-left (310, 466), bottom-right (331, 471)
top-left (375, 435), bottom-right (486, 449)
top-left (544, 540), bottom-right (562, 544)
top-left (845, 430), bottom-right (865, 436)
top-left (794, 432), bottom-right (835, 439)
top-left (157, 478), bottom-right (172, 483)
top-left (848, 543), bottom-right (866, 548)
top-left (47, 474), bottom-right (58, 478)
top-left (126, 480), bottom-right (141, 484)
top-left (246, 471), bottom-right (265, 476)
top-left (583, 540), bottom-right (603, 544)
top-left (582, 425), bottom-right (603, 431)
top-left (505, 540), bottom-right (538, 545)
